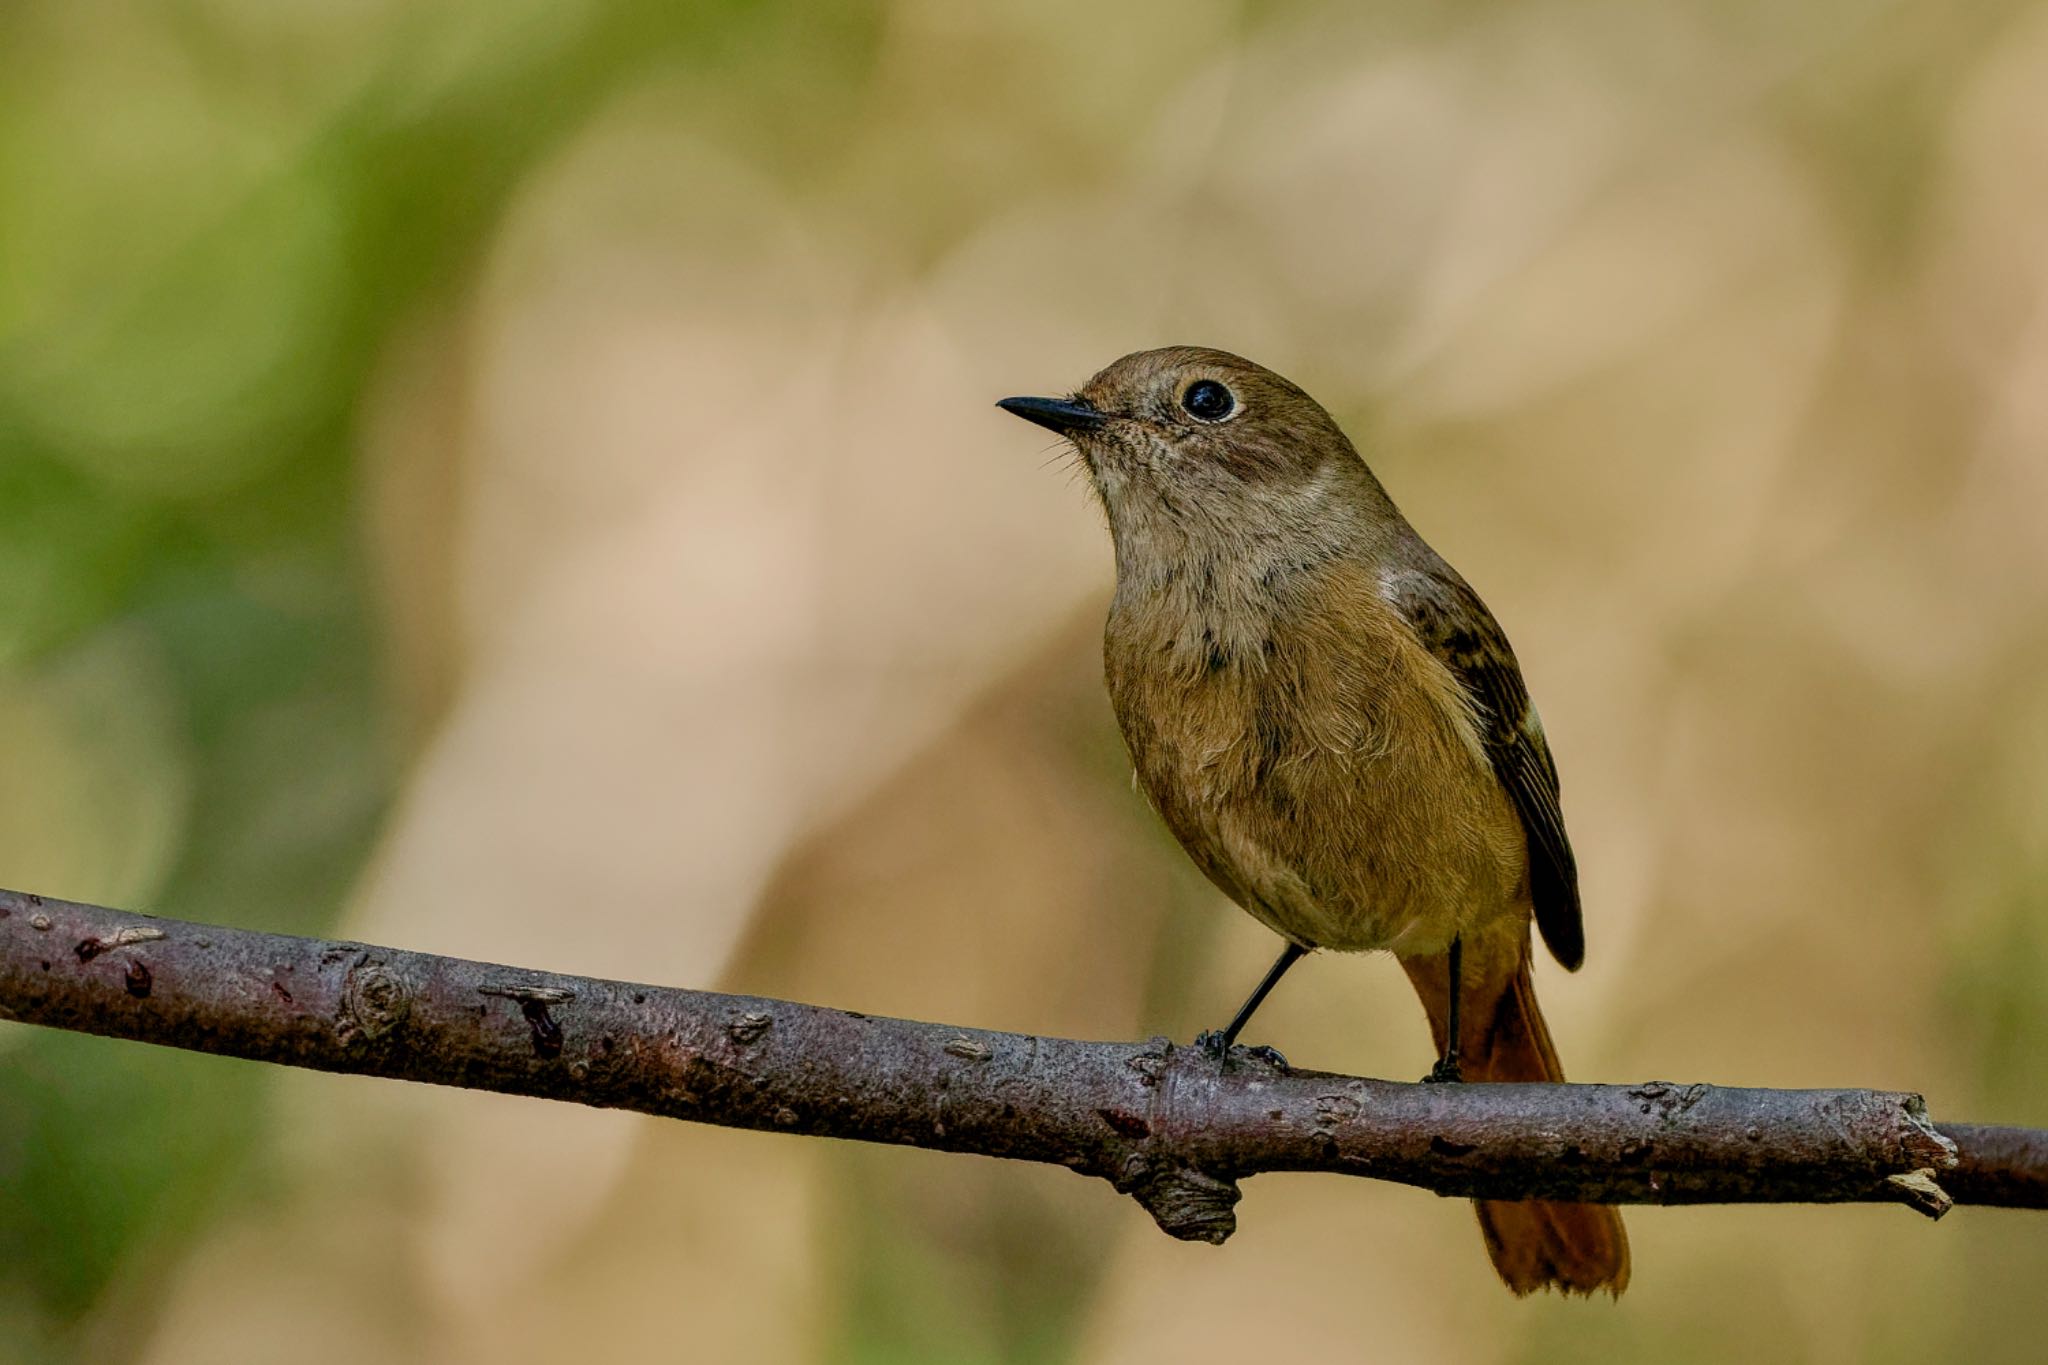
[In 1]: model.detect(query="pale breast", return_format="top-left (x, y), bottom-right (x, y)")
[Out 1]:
top-left (1105, 561), bottom-right (1529, 955)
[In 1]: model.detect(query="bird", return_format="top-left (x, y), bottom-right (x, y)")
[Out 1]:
top-left (997, 346), bottom-right (1629, 1297)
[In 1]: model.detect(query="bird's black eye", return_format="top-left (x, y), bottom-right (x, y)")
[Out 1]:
top-left (1181, 379), bottom-right (1236, 422)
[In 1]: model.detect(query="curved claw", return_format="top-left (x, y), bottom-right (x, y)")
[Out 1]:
top-left (1423, 1056), bottom-right (1464, 1084)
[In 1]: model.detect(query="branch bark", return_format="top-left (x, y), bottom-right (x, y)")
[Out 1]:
top-left (2, 887), bottom-right (2042, 1241)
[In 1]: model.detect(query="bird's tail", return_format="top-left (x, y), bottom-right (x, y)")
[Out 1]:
top-left (1400, 934), bottom-right (1631, 1297)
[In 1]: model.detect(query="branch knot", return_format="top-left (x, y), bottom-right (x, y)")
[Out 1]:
top-left (1115, 1155), bottom-right (1241, 1244)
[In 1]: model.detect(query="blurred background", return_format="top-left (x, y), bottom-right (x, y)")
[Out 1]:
top-left (3, 0), bottom-right (2046, 1360)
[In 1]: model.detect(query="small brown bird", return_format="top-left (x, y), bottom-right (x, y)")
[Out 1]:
top-left (999, 346), bottom-right (1629, 1297)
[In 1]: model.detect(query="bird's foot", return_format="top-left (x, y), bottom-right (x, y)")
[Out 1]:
top-left (1422, 1055), bottom-right (1464, 1084)
top-left (1193, 1031), bottom-right (1288, 1071)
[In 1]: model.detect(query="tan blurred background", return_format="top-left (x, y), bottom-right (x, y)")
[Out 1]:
top-left (4, 1), bottom-right (2047, 1361)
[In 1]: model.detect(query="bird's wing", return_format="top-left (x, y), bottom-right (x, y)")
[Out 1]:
top-left (1383, 564), bottom-right (1585, 970)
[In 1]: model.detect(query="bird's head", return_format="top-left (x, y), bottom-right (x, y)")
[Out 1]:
top-left (999, 347), bottom-right (1369, 541)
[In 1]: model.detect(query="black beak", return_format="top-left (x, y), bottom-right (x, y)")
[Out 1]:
top-left (997, 395), bottom-right (1107, 435)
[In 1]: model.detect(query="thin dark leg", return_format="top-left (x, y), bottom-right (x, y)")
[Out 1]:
top-left (1196, 941), bottom-right (1306, 1063)
top-left (1425, 935), bottom-right (1464, 1084)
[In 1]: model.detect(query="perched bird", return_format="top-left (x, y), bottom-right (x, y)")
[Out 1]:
top-left (998, 347), bottom-right (1629, 1296)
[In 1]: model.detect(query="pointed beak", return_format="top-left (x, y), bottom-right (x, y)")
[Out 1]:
top-left (996, 395), bottom-right (1107, 435)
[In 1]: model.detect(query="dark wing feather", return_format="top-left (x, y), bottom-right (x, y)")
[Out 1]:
top-left (1384, 565), bottom-right (1585, 970)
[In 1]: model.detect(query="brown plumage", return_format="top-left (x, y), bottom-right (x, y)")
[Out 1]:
top-left (999, 346), bottom-right (1629, 1297)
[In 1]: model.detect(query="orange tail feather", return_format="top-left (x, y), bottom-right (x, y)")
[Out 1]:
top-left (1401, 935), bottom-right (1631, 1297)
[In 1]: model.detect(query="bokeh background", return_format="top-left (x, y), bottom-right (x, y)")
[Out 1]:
top-left (4, 1), bottom-right (2047, 1361)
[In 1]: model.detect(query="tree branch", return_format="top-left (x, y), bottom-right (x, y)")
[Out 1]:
top-left (2, 887), bottom-right (2042, 1241)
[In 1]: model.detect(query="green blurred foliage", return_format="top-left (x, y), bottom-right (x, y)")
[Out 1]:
top-left (0, 3), bottom-right (880, 1358)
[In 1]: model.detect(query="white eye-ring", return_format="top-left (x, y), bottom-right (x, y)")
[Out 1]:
top-left (1180, 379), bottom-right (1238, 422)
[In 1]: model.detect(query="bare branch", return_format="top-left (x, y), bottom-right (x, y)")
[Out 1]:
top-left (2, 887), bottom-right (2041, 1241)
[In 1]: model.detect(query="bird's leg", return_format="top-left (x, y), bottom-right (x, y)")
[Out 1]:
top-left (1424, 935), bottom-right (1464, 1083)
top-left (1195, 941), bottom-right (1306, 1067)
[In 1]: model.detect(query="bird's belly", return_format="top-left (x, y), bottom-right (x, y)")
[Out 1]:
top-left (1198, 783), bottom-right (1518, 955)
top-left (1113, 620), bottom-right (1528, 957)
